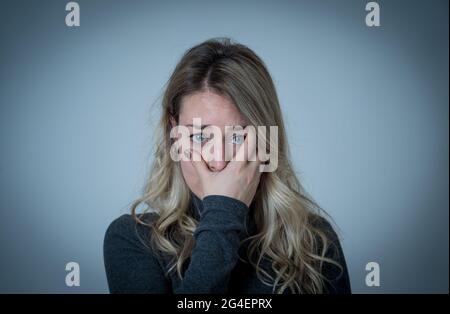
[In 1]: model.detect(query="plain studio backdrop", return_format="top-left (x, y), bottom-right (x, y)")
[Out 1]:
top-left (0, 0), bottom-right (448, 293)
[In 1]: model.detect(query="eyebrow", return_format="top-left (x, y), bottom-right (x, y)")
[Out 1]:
top-left (184, 124), bottom-right (249, 129)
top-left (184, 124), bottom-right (211, 130)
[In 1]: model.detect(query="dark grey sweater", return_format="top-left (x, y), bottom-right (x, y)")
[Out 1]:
top-left (103, 194), bottom-right (351, 294)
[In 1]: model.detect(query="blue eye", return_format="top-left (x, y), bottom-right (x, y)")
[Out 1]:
top-left (230, 134), bottom-right (245, 145)
top-left (190, 133), bottom-right (208, 144)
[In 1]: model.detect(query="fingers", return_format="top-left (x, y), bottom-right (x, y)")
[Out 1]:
top-left (233, 126), bottom-right (258, 165)
top-left (247, 126), bottom-right (257, 162)
top-left (185, 148), bottom-right (210, 178)
top-left (241, 126), bottom-right (262, 175)
top-left (233, 127), bottom-right (247, 163)
top-left (170, 126), bottom-right (192, 161)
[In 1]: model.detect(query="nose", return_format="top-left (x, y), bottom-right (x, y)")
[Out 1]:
top-left (205, 139), bottom-right (228, 172)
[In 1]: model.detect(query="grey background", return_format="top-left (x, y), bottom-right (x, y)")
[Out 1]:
top-left (0, 0), bottom-right (448, 293)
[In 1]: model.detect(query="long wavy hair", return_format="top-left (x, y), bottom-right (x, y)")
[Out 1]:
top-left (131, 38), bottom-right (342, 293)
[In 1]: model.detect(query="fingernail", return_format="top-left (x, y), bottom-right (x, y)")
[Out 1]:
top-left (184, 149), bottom-right (191, 159)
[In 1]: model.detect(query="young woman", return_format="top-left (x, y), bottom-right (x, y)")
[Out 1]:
top-left (103, 38), bottom-right (351, 294)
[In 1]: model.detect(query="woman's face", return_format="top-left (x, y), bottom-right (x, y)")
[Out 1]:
top-left (175, 90), bottom-right (249, 199)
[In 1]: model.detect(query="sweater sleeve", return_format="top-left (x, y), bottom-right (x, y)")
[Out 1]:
top-left (103, 195), bottom-right (249, 294)
top-left (174, 195), bottom-right (249, 294)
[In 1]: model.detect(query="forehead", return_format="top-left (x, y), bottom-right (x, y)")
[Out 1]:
top-left (179, 91), bottom-right (248, 127)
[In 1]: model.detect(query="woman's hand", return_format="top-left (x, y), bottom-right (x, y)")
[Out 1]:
top-left (184, 126), bottom-right (262, 208)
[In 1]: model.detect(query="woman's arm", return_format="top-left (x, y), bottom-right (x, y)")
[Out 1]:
top-left (103, 195), bottom-right (249, 294)
top-left (104, 129), bottom-right (263, 293)
top-left (174, 195), bottom-right (249, 293)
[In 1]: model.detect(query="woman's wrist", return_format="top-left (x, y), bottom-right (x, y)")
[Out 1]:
top-left (199, 195), bottom-right (249, 225)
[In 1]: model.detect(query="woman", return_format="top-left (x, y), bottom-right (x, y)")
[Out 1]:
top-left (103, 38), bottom-right (351, 294)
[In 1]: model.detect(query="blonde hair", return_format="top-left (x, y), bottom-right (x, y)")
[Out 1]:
top-left (131, 38), bottom-right (343, 293)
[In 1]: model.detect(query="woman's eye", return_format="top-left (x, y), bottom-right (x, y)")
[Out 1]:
top-left (230, 134), bottom-right (245, 145)
top-left (190, 133), bottom-right (208, 144)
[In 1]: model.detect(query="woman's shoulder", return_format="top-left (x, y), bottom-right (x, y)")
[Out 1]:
top-left (104, 212), bottom-right (160, 253)
top-left (309, 213), bottom-right (352, 293)
top-left (309, 214), bottom-right (344, 264)
top-left (106, 212), bottom-right (159, 234)
top-left (103, 212), bottom-right (172, 293)
top-left (309, 214), bottom-right (340, 240)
